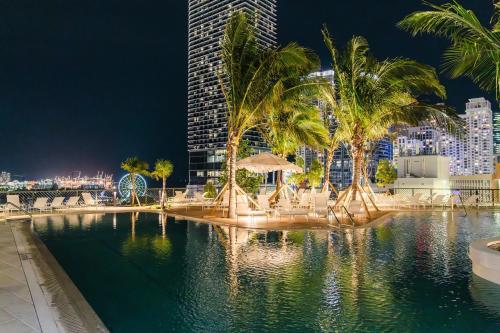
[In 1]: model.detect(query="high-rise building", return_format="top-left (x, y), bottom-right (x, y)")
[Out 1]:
top-left (393, 122), bottom-right (466, 176)
top-left (493, 112), bottom-right (500, 155)
top-left (187, 0), bottom-right (277, 185)
top-left (460, 98), bottom-right (494, 175)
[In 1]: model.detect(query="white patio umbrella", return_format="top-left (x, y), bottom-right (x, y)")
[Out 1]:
top-left (236, 152), bottom-right (303, 173)
top-left (236, 152), bottom-right (302, 201)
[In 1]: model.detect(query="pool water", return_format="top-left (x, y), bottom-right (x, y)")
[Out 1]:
top-left (34, 212), bottom-right (500, 332)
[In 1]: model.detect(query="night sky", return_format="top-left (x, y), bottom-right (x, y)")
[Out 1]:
top-left (1, 0), bottom-right (495, 184)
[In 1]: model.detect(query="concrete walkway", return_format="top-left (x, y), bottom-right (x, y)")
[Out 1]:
top-left (0, 223), bottom-right (42, 333)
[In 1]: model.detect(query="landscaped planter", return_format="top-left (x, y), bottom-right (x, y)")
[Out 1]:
top-left (469, 237), bottom-right (500, 285)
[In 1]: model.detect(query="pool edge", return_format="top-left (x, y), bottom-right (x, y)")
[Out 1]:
top-left (11, 220), bottom-right (109, 333)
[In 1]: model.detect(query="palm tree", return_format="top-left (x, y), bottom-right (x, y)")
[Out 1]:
top-left (220, 12), bottom-right (321, 218)
top-left (321, 27), bottom-right (463, 212)
top-left (150, 159), bottom-right (173, 210)
top-left (121, 157), bottom-right (149, 206)
top-left (320, 104), bottom-right (341, 193)
top-left (398, 1), bottom-right (500, 98)
top-left (259, 92), bottom-right (329, 198)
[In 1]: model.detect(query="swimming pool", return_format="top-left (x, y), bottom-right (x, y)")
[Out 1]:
top-left (33, 212), bottom-right (500, 332)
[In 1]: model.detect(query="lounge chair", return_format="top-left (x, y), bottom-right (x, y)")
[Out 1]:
top-left (172, 191), bottom-right (189, 206)
top-left (462, 195), bottom-right (480, 207)
top-left (347, 200), bottom-right (364, 216)
top-left (374, 193), bottom-right (395, 208)
top-left (295, 192), bottom-right (311, 209)
top-left (49, 197), bottom-right (66, 210)
top-left (276, 198), bottom-right (309, 221)
top-left (392, 193), bottom-right (414, 208)
top-left (82, 192), bottom-right (103, 206)
top-left (296, 188), bottom-right (305, 201)
top-left (313, 195), bottom-right (329, 220)
top-left (257, 194), bottom-right (276, 217)
top-left (192, 192), bottom-right (213, 210)
top-left (65, 196), bottom-right (81, 208)
top-left (431, 194), bottom-right (449, 208)
top-left (31, 197), bottom-right (50, 212)
top-left (6, 194), bottom-right (21, 213)
top-left (404, 193), bottom-right (431, 208)
top-left (236, 201), bottom-right (268, 222)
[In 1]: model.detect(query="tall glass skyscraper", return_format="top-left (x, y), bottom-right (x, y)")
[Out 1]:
top-left (187, 0), bottom-right (277, 185)
top-left (494, 112), bottom-right (500, 155)
top-left (461, 97), bottom-right (494, 175)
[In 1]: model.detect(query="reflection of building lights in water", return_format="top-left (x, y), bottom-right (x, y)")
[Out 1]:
top-left (113, 214), bottom-right (117, 230)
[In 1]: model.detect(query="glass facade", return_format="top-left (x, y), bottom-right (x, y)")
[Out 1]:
top-left (187, 0), bottom-right (277, 185)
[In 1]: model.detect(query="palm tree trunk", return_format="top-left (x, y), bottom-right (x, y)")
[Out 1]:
top-left (276, 170), bottom-right (282, 198)
top-left (131, 173), bottom-right (136, 206)
top-left (351, 144), bottom-right (363, 201)
top-left (161, 177), bottom-right (166, 210)
top-left (227, 140), bottom-right (238, 219)
top-left (322, 149), bottom-right (334, 192)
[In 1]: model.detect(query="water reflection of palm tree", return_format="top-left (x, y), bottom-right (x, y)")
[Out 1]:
top-left (122, 213), bottom-right (172, 258)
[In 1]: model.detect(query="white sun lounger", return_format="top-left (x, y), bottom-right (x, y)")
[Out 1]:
top-left (82, 192), bottom-right (102, 206)
top-left (31, 197), bottom-right (50, 212)
top-left (257, 194), bottom-right (276, 217)
top-left (49, 197), bottom-right (66, 209)
top-left (462, 195), bottom-right (480, 207)
top-left (313, 195), bottom-right (329, 220)
top-left (6, 195), bottom-right (21, 212)
top-left (347, 200), bottom-right (363, 216)
top-left (236, 201), bottom-right (268, 222)
top-left (65, 196), bottom-right (81, 208)
top-left (276, 198), bottom-right (309, 221)
top-left (431, 194), bottom-right (450, 208)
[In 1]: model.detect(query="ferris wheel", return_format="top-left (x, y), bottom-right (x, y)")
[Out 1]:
top-left (118, 174), bottom-right (148, 199)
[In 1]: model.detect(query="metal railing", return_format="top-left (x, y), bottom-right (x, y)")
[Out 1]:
top-left (392, 188), bottom-right (499, 207)
top-left (0, 187), bottom-right (188, 218)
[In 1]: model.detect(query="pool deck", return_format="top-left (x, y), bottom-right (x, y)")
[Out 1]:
top-left (165, 206), bottom-right (393, 229)
top-left (0, 220), bottom-right (108, 333)
top-left (0, 222), bottom-right (43, 333)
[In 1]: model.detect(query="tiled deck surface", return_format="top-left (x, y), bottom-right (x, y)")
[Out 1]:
top-left (0, 223), bottom-right (41, 333)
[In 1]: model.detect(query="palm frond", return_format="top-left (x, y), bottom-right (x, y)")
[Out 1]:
top-left (398, 1), bottom-right (500, 98)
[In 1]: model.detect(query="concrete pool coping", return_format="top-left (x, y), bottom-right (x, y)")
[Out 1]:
top-left (7, 220), bottom-right (109, 332)
top-left (469, 236), bottom-right (500, 285)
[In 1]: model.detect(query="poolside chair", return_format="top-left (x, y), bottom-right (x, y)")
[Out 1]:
top-left (405, 193), bottom-right (431, 208)
top-left (31, 197), bottom-right (50, 212)
top-left (237, 194), bottom-right (248, 205)
top-left (313, 195), bottom-right (329, 220)
top-left (347, 200), bottom-right (364, 216)
top-left (257, 194), bottom-right (276, 217)
top-left (462, 195), bottom-right (480, 208)
top-left (6, 194), bottom-right (21, 213)
top-left (82, 192), bottom-right (103, 207)
top-left (295, 192), bottom-right (311, 209)
top-left (236, 201), bottom-right (268, 222)
top-left (65, 196), bottom-right (81, 208)
top-left (297, 188), bottom-right (305, 200)
top-left (276, 197), bottom-right (309, 221)
top-left (173, 191), bottom-right (189, 206)
top-left (374, 193), bottom-right (394, 208)
top-left (49, 197), bottom-right (66, 210)
top-left (431, 194), bottom-right (449, 208)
